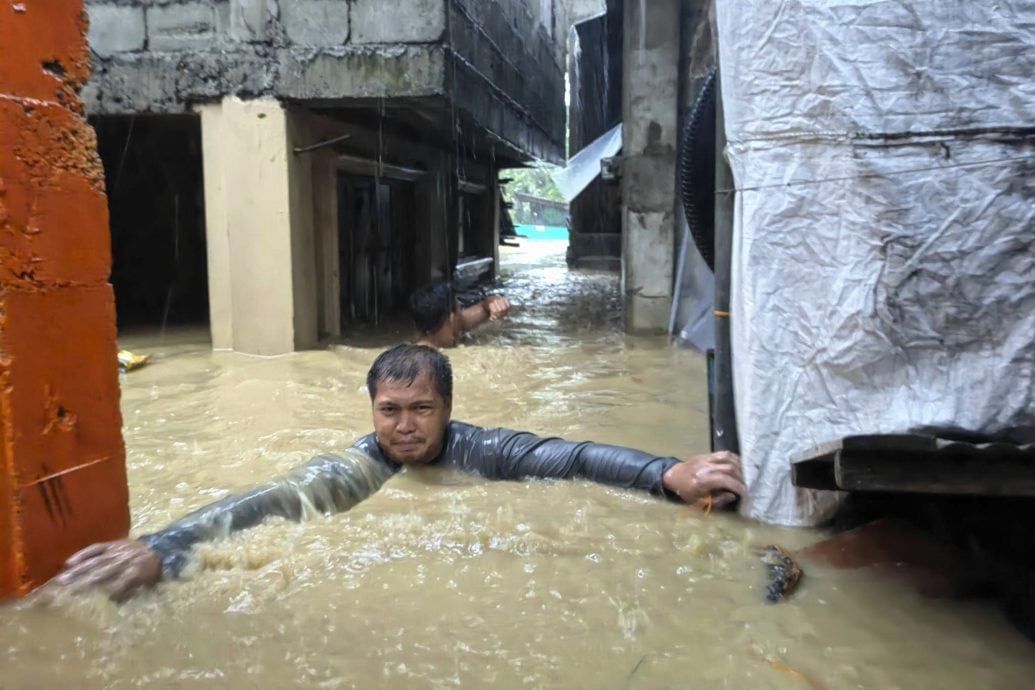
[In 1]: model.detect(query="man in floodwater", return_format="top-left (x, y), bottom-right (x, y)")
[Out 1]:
top-left (411, 281), bottom-right (511, 348)
top-left (53, 344), bottom-right (745, 600)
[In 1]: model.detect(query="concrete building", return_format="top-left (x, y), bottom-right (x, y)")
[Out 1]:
top-left (85, 0), bottom-right (568, 354)
top-left (567, 0), bottom-right (715, 332)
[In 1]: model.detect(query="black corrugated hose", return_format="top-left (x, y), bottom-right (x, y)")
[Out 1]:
top-left (678, 67), bottom-right (718, 271)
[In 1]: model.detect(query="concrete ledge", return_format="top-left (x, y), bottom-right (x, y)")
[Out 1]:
top-left (85, 45), bottom-right (449, 115)
top-left (85, 51), bottom-right (276, 114)
top-left (278, 45), bottom-right (446, 100)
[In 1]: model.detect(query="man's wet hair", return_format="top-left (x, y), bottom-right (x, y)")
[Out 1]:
top-left (410, 282), bottom-right (457, 334)
top-left (367, 343), bottom-right (453, 402)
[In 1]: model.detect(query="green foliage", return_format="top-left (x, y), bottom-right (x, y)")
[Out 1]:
top-left (501, 167), bottom-right (565, 203)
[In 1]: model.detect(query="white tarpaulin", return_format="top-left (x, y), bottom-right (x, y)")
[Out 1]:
top-left (670, 213), bottom-right (715, 352)
top-left (551, 124), bottom-right (623, 203)
top-left (716, 1), bottom-right (1035, 526)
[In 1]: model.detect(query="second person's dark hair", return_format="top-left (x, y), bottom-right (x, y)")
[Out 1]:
top-left (410, 282), bottom-right (456, 334)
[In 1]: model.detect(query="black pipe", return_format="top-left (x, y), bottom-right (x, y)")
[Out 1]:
top-left (710, 66), bottom-right (740, 455)
top-left (676, 65), bottom-right (737, 454)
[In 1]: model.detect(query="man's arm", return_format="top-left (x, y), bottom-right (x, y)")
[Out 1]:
top-left (53, 449), bottom-right (394, 598)
top-left (459, 295), bottom-right (511, 332)
top-left (448, 426), bottom-right (745, 505)
top-left (143, 451), bottom-right (394, 577)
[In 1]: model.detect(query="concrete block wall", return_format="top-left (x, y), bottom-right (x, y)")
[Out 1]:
top-left (84, 0), bottom-right (565, 163)
top-left (0, 1), bottom-right (129, 597)
top-left (282, 1), bottom-right (351, 45)
top-left (450, 0), bottom-right (566, 162)
top-left (351, 0), bottom-right (443, 43)
top-left (147, 2), bottom-right (221, 51)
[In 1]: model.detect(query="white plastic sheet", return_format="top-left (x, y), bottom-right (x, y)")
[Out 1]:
top-left (670, 213), bottom-right (715, 352)
top-left (551, 124), bottom-right (623, 203)
top-left (716, 1), bottom-right (1035, 526)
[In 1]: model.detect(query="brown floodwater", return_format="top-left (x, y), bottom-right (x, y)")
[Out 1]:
top-left (2, 242), bottom-right (1032, 689)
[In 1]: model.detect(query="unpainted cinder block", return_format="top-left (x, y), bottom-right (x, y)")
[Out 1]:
top-left (87, 4), bottom-right (146, 57)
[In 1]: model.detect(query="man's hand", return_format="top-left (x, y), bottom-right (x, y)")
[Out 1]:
top-left (484, 295), bottom-right (511, 321)
top-left (50, 539), bottom-right (163, 601)
top-left (662, 451), bottom-right (746, 510)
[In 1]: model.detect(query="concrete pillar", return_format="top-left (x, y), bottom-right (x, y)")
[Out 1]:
top-left (197, 102), bottom-right (233, 348)
top-left (197, 97), bottom-right (319, 355)
top-left (285, 109), bottom-right (319, 349)
top-left (1, 0), bottom-right (129, 596)
top-left (621, 0), bottom-right (681, 332)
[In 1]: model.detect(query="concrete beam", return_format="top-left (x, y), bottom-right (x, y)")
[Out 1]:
top-left (277, 45), bottom-right (446, 100)
top-left (86, 46), bottom-right (446, 116)
top-left (84, 51), bottom-right (276, 115)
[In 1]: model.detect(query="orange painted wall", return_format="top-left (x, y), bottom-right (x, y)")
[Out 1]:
top-left (0, 3), bottom-right (129, 596)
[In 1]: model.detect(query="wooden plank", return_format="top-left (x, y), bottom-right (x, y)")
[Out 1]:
top-left (840, 434), bottom-right (937, 453)
top-left (791, 434), bottom-right (934, 464)
top-left (834, 450), bottom-right (1035, 496)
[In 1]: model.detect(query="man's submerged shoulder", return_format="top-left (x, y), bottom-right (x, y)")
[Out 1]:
top-left (349, 432), bottom-right (384, 461)
top-left (447, 420), bottom-right (483, 434)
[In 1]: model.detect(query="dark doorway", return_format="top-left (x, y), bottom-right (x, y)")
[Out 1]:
top-left (91, 115), bottom-right (209, 329)
top-left (338, 175), bottom-right (417, 328)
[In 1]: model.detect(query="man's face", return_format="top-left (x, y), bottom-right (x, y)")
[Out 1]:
top-left (372, 374), bottom-right (451, 465)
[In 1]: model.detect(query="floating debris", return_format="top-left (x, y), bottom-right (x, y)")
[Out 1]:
top-left (758, 544), bottom-right (803, 603)
top-left (117, 350), bottom-right (150, 372)
top-left (756, 653), bottom-right (823, 690)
